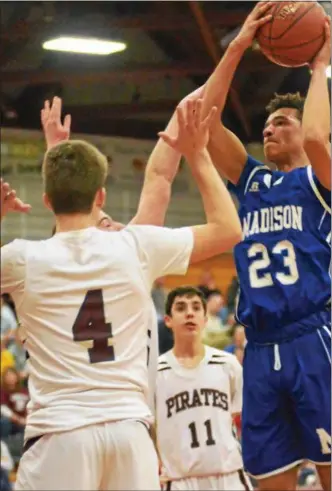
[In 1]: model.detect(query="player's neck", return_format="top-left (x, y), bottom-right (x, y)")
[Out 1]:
top-left (55, 213), bottom-right (96, 233)
top-left (273, 150), bottom-right (310, 172)
top-left (173, 339), bottom-right (205, 361)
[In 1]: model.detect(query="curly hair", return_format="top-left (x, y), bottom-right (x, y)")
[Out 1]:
top-left (266, 92), bottom-right (305, 120)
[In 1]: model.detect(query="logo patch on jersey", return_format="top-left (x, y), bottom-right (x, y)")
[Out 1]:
top-left (166, 388), bottom-right (229, 418)
top-left (248, 181), bottom-right (259, 192)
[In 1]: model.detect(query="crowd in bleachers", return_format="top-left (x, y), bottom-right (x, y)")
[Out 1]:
top-left (0, 271), bottom-right (321, 490)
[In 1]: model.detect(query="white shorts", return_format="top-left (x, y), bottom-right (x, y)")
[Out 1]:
top-left (15, 420), bottom-right (160, 491)
top-left (162, 471), bottom-right (252, 491)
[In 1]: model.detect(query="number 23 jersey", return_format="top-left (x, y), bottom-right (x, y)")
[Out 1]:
top-left (156, 347), bottom-right (243, 480)
top-left (228, 156), bottom-right (331, 343)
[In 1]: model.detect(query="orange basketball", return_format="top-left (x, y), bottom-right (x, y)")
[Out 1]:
top-left (256, 1), bottom-right (326, 67)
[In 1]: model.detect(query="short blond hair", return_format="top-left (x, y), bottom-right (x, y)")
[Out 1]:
top-left (42, 140), bottom-right (108, 215)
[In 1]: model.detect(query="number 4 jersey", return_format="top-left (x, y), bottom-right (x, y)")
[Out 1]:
top-left (228, 156), bottom-right (331, 343)
top-left (0, 225), bottom-right (194, 441)
top-left (156, 347), bottom-right (243, 480)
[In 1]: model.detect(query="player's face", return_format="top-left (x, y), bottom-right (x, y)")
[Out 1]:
top-left (263, 108), bottom-right (303, 165)
top-left (165, 295), bottom-right (207, 338)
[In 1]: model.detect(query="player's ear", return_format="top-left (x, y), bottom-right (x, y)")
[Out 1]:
top-left (43, 193), bottom-right (53, 211)
top-left (164, 315), bottom-right (173, 330)
top-left (95, 187), bottom-right (106, 209)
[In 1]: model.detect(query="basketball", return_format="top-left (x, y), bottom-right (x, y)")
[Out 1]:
top-left (256, 1), bottom-right (326, 67)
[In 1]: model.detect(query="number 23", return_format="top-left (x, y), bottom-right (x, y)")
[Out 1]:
top-left (248, 240), bottom-right (299, 288)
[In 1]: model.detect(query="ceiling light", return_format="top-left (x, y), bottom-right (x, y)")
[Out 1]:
top-left (42, 37), bottom-right (126, 55)
top-left (326, 65), bottom-right (331, 78)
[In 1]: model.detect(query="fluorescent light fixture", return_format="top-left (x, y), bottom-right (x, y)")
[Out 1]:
top-left (42, 37), bottom-right (126, 55)
top-left (326, 65), bottom-right (331, 78)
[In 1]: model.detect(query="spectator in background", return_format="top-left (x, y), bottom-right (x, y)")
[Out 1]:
top-left (226, 276), bottom-right (239, 313)
top-left (1, 440), bottom-right (14, 491)
top-left (8, 327), bottom-right (28, 382)
top-left (234, 346), bottom-right (244, 365)
top-left (197, 269), bottom-right (217, 299)
top-left (224, 324), bottom-right (246, 355)
top-left (151, 278), bottom-right (166, 322)
top-left (203, 289), bottom-right (230, 349)
top-left (0, 297), bottom-right (17, 349)
top-left (0, 339), bottom-right (15, 377)
top-left (152, 279), bottom-right (174, 355)
top-left (0, 368), bottom-right (29, 438)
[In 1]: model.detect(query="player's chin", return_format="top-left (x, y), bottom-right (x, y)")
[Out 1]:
top-left (263, 143), bottom-right (280, 161)
top-left (182, 324), bottom-right (200, 334)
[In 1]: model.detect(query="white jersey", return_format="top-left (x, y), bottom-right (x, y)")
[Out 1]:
top-left (1, 225), bottom-right (193, 441)
top-left (156, 346), bottom-right (243, 480)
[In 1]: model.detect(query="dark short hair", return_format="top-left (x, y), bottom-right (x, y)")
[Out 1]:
top-left (165, 286), bottom-right (207, 316)
top-left (266, 92), bottom-right (305, 120)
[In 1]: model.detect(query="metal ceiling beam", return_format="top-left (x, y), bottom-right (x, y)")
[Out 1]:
top-left (0, 10), bottom-right (248, 42)
top-left (188, 1), bottom-right (251, 138)
top-left (2, 56), bottom-right (274, 87)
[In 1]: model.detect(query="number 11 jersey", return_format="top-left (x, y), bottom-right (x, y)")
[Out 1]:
top-left (228, 156), bottom-right (331, 344)
top-left (156, 347), bottom-right (243, 480)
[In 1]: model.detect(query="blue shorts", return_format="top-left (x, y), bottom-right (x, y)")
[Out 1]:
top-left (242, 325), bottom-right (331, 478)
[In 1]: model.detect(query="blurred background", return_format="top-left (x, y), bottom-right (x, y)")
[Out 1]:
top-left (1, 2), bottom-right (330, 489)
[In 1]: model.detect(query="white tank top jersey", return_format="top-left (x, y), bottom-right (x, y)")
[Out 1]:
top-left (156, 346), bottom-right (243, 480)
top-left (0, 225), bottom-right (193, 441)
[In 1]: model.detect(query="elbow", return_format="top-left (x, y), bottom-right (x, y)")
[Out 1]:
top-left (304, 132), bottom-right (328, 151)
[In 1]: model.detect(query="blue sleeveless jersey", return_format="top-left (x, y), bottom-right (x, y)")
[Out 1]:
top-left (228, 156), bottom-right (331, 343)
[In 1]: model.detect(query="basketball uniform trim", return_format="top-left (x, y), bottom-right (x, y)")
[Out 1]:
top-left (307, 166), bottom-right (331, 214)
top-left (244, 165), bottom-right (270, 195)
top-left (317, 329), bottom-right (331, 363)
top-left (238, 469), bottom-right (250, 491)
top-left (246, 459), bottom-right (304, 480)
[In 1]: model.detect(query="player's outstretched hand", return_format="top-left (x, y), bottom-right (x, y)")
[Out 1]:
top-left (158, 99), bottom-right (217, 160)
top-left (233, 1), bottom-right (276, 52)
top-left (0, 178), bottom-right (31, 220)
top-left (41, 96), bottom-right (71, 150)
top-left (311, 17), bottom-right (331, 70)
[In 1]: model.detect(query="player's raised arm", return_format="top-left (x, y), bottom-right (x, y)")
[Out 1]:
top-left (41, 97), bottom-right (71, 150)
top-left (199, 2), bottom-right (275, 184)
top-left (131, 87), bottom-right (205, 226)
top-left (159, 99), bottom-right (242, 263)
top-left (303, 18), bottom-right (331, 190)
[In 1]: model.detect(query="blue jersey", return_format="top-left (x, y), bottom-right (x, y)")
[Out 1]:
top-left (228, 156), bottom-right (331, 343)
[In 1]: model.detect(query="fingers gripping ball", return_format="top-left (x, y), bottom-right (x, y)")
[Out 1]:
top-left (256, 1), bottom-right (326, 67)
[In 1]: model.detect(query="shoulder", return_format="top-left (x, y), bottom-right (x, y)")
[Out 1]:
top-left (157, 350), bottom-right (172, 372)
top-left (206, 346), bottom-right (242, 372)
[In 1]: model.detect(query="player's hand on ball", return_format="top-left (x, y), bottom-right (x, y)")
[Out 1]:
top-left (158, 99), bottom-right (218, 160)
top-left (0, 178), bottom-right (31, 219)
top-left (41, 96), bottom-right (71, 150)
top-left (233, 1), bottom-right (275, 51)
top-left (311, 17), bottom-right (331, 69)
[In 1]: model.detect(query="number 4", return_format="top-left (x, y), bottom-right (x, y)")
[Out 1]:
top-left (72, 289), bottom-right (115, 364)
